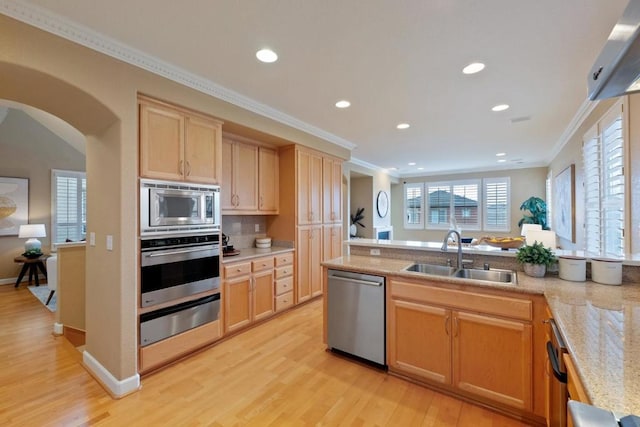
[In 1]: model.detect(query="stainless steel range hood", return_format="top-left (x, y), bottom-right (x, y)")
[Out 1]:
top-left (589, 0), bottom-right (640, 100)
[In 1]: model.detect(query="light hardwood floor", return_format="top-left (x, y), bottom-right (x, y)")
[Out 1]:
top-left (0, 285), bottom-right (532, 426)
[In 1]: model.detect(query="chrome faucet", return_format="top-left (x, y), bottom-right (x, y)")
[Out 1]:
top-left (442, 230), bottom-right (462, 269)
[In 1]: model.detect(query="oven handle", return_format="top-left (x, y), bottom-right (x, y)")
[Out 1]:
top-left (145, 247), bottom-right (219, 258)
top-left (547, 341), bottom-right (568, 383)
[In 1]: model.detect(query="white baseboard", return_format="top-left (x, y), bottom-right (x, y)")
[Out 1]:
top-left (83, 350), bottom-right (140, 398)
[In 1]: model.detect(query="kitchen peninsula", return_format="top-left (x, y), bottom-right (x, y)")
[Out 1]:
top-left (322, 239), bottom-right (640, 423)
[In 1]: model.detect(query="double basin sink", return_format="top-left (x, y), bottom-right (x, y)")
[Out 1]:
top-left (404, 263), bottom-right (517, 285)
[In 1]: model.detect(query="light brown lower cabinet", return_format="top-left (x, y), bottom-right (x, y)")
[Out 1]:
top-left (388, 277), bottom-right (537, 416)
top-left (223, 256), bottom-right (275, 333)
top-left (296, 226), bottom-right (322, 303)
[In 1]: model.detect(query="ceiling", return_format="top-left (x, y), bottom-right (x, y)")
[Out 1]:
top-left (5, 0), bottom-right (631, 176)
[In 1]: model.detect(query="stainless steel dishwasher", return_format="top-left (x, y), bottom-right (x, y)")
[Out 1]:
top-left (327, 269), bottom-right (386, 366)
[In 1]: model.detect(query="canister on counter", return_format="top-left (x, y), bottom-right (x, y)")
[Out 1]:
top-left (590, 258), bottom-right (623, 285)
top-left (558, 255), bottom-right (586, 282)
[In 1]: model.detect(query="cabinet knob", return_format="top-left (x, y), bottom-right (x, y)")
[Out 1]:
top-left (178, 160), bottom-right (184, 175)
top-left (185, 161), bottom-right (191, 176)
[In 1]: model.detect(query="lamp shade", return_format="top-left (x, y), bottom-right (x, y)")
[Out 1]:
top-left (18, 224), bottom-right (46, 253)
top-left (18, 224), bottom-right (46, 238)
top-left (520, 223), bottom-right (542, 237)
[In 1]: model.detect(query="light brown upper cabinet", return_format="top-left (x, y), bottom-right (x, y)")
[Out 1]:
top-left (297, 149), bottom-right (323, 225)
top-left (322, 157), bottom-right (342, 224)
top-left (139, 96), bottom-right (222, 184)
top-left (221, 135), bottom-right (279, 215)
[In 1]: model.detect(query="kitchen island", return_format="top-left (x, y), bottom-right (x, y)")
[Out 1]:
top-left (322, 253), bottom-right (640, 419)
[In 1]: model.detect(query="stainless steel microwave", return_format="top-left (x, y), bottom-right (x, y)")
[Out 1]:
top-left (140, 178), bottom-right (220, 235)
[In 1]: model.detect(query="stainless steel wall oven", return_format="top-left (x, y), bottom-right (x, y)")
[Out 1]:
top-left (140, 233), bottom-right (220, 307)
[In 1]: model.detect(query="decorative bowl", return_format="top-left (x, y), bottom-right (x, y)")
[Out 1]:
top-left (480, 237), bottom-right (525, 250)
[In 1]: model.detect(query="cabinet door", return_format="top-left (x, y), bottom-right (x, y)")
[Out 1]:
top-left (387, 298), bottom-right (452, 384)
top-left (253, 269), bottom-right (275, 321)
top-left (309, 226), bottom-right (323, 297)
top-left (224, 275), bottom-right (252, 333)
top-left (297, 226), bottom-right (321, 302)
top-left (139, 101), bottom-right (184, 181)
top-left (322, 224), bottom-right (343, 261)
top-left (184, 116), bottom-right (221, 184)
top-left (233, 142), bottom-right (259, 211)
top-left (221, 138), bottom-right (235, 210)
top-left (452, 311), bottom-right (533, 411)
top-left (258, 146), bottom-right (279, 213)
top-left (297, 150), bottom-right (323, 224)
top-left (323, 157), bottom-right (342, 223)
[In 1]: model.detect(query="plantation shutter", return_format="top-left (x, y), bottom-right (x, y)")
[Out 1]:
top-left (426, 183), bottom-right (450, 227)
top-left (404, 182), bottom-right (424, 229)
top-left (601, 111), bottom-right (624, 256)
top-left (452, 182), bottom-right (480, 229)
top-left (484, 178), bottom-right (510, 232)
top-left (52, 170), bottom-right (86, 244)
top-left (582, 101), bottom-right (625, 257)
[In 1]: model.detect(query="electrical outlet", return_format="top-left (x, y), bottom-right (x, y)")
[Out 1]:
top-left (255, 224), bottom-right (260, 232)
top-left (106, 235), bottom-right (113, 251)
top-left (370, 248), bottom-right (381, 256)
top-left (89, 232), bottom-right (96, 246)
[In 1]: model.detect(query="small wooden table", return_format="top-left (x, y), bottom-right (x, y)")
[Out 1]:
top-left (14, 254), bottom-right (49, 288)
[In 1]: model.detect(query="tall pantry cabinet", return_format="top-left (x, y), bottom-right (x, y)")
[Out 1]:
top-left (267, 145), bottom-right (344, 304)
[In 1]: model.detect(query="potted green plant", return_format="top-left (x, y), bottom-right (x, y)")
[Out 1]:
top-left (515, 241), bottom-right (557, 277)
top-left (350, 207), bottom-right (365, 237)
top-left (517, 196), bottom-right (549, 230)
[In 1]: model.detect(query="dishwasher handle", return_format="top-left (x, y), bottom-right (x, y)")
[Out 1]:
top-left (328, 274), bottom-right (383, 287)
top-left (547, 341), bottom-right (567, 383)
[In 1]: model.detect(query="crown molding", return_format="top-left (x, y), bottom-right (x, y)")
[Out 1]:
top-left (548, 97), bottom-right (600, 163)
top-left (0, 0), bottom-right (357, 151)
top-left (348, 157), bottom-right (400, 178)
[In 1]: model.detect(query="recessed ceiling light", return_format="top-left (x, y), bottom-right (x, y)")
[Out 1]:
top-left (256, 48), bottom-right (278, 63)
top-left (417, 167), bottom-right (424, 170)
top-left (335, 100), bottom-right (351, 108)
top-left (496, 152), bottom-right (506, 157)
top-left (492, 104), bottom-right (510, 112)
top-left (397, 123), bottom-right (410, 129)
top-left (497, 159), bottom-right (507, 163)
top-left (408, 162), bottom-right (416, 166)
top-left (462, 62), bottom-right (485, 74)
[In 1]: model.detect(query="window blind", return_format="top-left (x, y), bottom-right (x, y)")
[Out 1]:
top-left (52, 170), bottom-right (86, 244)
top-left (582, 101), bottom-right (624, 257)
top-left (404, 183), bottom-right (424, 229)
top-left (484, 178), bottom-right (510, 232)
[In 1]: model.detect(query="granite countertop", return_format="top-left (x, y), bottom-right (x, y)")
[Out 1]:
top-left (322, 254), bottom-right (640, 416)
top-left (221, 246), bottom-right (293, 264)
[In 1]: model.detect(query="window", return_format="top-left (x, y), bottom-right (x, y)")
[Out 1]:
top-left (583, 101), bottom-right (625, 257)
top-left (403, 178), bottom-right (510, 232)
top-left (545, 170), bottom-right (553, 230)
top-left (426, 180), bottom-right (480, 230)
top-left (483, 177), bottom-right (510, 232)
top-left (403, 182), bottom-right (424, 229)
top-left (51, 169), bottom-right (86, 244)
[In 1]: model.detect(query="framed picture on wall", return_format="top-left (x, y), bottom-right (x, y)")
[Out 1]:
top-left (0, 177), bottom-right (29, 236)
top-left (553, 165), bottom-right (575, 242)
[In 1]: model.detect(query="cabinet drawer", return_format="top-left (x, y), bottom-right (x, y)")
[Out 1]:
top-left (391, 279), bottom-right (532, 321)
top-left (275, 277), bottom-right (293, 296)
top-left (252, 257), bottom-right (274, 272)
top-left (275, 252), bottom-right (294, 266)
top-left (275, 265), bottom-right (293, 279)
top-left (275, 291), bottom-right (294, 311)
top-left (224, 262), bottom-right (251, 279)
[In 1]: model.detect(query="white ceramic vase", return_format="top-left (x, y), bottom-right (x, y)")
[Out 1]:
top-left (523, 263), bottom-right (546, 278)
top-left (349, 224), bottom-right (357, 237)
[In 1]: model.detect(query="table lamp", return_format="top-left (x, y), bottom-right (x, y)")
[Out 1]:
top-left (520, 223), bottom-right (542, 237)
top-left (18, 224), bottom-right (46, 253)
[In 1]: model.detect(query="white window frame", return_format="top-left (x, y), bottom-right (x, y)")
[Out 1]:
top-left (582, 99), bottom-right (627, 257)
top-left (403, 182), bottom-right (424, 229)
top-left (425, 179), bottom-right (481, 231)
top-left (51, 169), bottom-right (86, 246)
top-left (483, 177), bottom-right (511, 233)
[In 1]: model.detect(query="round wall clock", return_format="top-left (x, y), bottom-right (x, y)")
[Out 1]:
top-left (376, 190), bottom-right (389, 218)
